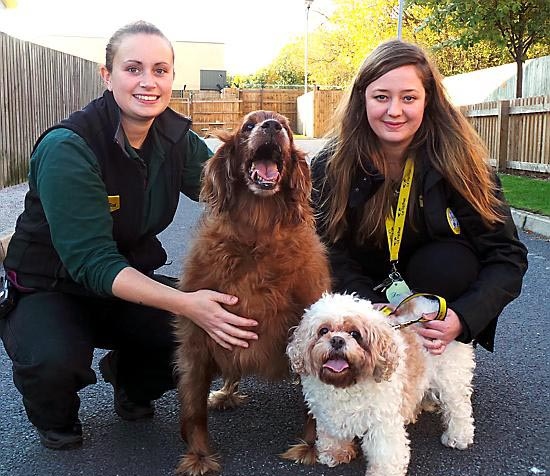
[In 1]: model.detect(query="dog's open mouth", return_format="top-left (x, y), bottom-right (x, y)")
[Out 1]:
top-left (248, 144), bottom-right (283, 190)
top-left (322, 358), bottom-right (350, 373)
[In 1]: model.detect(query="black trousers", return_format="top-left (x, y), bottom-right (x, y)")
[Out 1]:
top-left (0, 275), bottom-right (178, 431)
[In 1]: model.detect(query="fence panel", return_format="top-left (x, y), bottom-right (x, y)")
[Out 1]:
top-left (240, 89), bottom-right (302, 132)
top-left (313, 90), bottom-right (344, 138)
top-left (0, 32), bottom-right (104, 188)
top-left (189, 100), bottom-right (242, 135)
top-left (170, 89), bottom-right (304, 136)
top-left (461, 96), bottom-right (549, 173)
top-left (169, 97), bottom-right (191, 117)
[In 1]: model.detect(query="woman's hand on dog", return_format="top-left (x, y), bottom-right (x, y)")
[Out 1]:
top-left (180, 290), bottom-right (259, 350)
top-left (111, 267), bottom-right (258, 350)
top-left (416, 308), bottom-right (463, 355)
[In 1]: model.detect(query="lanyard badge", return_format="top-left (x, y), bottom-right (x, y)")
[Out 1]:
top-left (374, 158), bottom-right (414, 305)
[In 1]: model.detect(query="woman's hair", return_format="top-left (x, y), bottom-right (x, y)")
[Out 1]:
top-left (321, 39), bottom-right (504, 244)
top-left (105, 20), bottom-right (174, 72)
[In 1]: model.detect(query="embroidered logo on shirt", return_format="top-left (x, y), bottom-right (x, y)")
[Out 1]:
top-left (446, 208), bottom-right (461, 235)
top-left (108, 195), bottom-right (120, 212)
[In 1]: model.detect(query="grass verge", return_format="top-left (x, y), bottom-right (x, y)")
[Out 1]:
top-left (499, 173), bottom-right (550, 217)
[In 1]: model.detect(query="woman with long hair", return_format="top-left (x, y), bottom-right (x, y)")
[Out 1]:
top-left (312, 39), bottom-right (527, 355)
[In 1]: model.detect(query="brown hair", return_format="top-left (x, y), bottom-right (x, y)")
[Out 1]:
top-left (321, 39), bottom-right (504, 244)
top-left (104, 20), bottom-right (174, 72)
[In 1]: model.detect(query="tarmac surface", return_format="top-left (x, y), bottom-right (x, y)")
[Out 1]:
top-left (0, 138), bottom-right (549, 476)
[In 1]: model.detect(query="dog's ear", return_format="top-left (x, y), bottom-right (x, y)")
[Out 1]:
top-left (371, 328), bottom-right (399, 383)
top-left (289, 149), bottom-right (311, 193)
top-left (286, 320), bottom-right (316, 375)
top-left (200, 138), bottom-right (236, 213)
top-left (287, 148), bottom-right (314, 226)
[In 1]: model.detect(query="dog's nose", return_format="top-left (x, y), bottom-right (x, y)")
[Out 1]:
top-left (330, 336), bottom-right (345, 350)
top-left (261, 119), bottom-right (282, 133)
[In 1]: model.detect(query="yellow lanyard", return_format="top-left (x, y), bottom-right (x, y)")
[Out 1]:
top-left (385, 158), bottom-right (414, 264)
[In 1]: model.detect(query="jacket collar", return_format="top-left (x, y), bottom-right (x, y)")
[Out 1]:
top-left (101, 90), bottom-right (191, 149)
top-left (418, 148), bottom-right (444, 191)
top-left (348, 159), bottom-right (385, 208)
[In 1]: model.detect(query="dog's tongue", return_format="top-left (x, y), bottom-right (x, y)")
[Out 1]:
top-left (323, 359), bottom-right (349, 373)
top-left (254, 160), bottom-right (279, 180)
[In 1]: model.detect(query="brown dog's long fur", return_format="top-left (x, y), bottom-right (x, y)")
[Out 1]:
top-left (173, 111), bottom-right (331, 475)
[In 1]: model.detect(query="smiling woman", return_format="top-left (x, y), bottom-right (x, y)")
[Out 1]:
top-left (310, 39), bottom-right (527, 358)
top-left (100, 24), bottom-right (175, 148)
top-left (0, 20), bottom-right (258, 451)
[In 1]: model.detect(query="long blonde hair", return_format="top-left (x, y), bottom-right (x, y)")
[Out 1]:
top-left (321, 40), bottom-right (504, 245)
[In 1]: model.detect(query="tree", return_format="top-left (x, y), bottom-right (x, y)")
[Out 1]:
top-left (410, 0), bottom-right (550, 97)
top-left (231, 0), bottom-right (549, 90)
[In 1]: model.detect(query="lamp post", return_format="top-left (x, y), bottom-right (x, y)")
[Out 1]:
top-left (304, 0), bottom-right (314, 95)
top-left (397, 0), bottom-right (404, 39)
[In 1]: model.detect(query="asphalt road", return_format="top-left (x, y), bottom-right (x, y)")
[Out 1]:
top-left (0, 139), bottom-right (548, 476)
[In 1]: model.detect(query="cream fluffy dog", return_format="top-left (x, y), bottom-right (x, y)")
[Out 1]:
top-left (287, 293), bottom-right (475, 476)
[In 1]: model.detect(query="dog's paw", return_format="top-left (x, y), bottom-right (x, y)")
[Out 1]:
top-left (420, 392), bottom-right (440, 413)
top-left (175, 452), bottom-right (221, 475)
top-left (280, 441), bottom-right (316, 465)
top-left (318, 450), bottom-right (340, 468)
top-left (365, 466), bottom-right (406, 476)
top-left (441, 428), bottom-right (474, 450)
top-left (317, 444), bottom-right (357, 468)
top-left (207, 389), bottom-right (248, 410)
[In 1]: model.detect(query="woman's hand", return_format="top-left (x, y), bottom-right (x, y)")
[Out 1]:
top-left (179, 290), bottom-right (258, 350)
top-left (111, 267), bottom-right (258, 351)
top-left (415, 307), bottom-right (463, 355)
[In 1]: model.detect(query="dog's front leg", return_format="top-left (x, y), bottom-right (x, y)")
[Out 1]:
top-left (316, 426), bottom-right (358, 468)
top-left (361, 415), bottom-right (410, 476)
top-left (175, 345), bottom-right (220, 476)
top-left (281, 410), bottom-right (318, 465)
top-left (437, 344), bottom-right (475, 450)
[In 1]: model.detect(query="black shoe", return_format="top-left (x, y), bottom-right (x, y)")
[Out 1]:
top-left (37, 422), bottom-right (83, 450)
top-left (99, 351), bottom-right (155, 421)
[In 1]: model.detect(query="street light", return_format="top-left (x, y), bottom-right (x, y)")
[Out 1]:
top-left (304, 0), bottom-right (314, 95)
top-left (397, 0), bottom-right (404, 39)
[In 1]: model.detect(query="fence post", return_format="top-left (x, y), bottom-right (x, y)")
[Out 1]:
top-left (496, 100), bottom-right (510, 172)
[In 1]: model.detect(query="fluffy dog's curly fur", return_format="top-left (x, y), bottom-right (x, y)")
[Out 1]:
top-left (287, 293), bottom-right (475, 476)
top-left (173, 111), bottom-right (331, 476)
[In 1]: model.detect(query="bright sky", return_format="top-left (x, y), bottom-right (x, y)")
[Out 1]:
top-left (0, 0), bottom-right (334, 74)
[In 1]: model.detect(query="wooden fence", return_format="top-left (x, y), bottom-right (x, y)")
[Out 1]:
top-left (312, 89), bottom-right (344, 138)
top-left (169, 89), bottom-right (303, 136)
top-left (0, 32), bottom-right (104, 188)
top-left (461, 96), bottom-right (550, 173)
top-left (1, 29), bottom-right (549, 191)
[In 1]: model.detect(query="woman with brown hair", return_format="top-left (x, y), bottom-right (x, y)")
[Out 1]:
top-left (312, 39), bottom-right (527, 355)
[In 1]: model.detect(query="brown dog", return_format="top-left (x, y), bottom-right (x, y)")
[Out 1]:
top-left (173, 111), bottom-right (331, 475)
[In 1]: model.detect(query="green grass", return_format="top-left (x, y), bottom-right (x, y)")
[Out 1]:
top-left (499, 173), bottom-right (550, 216)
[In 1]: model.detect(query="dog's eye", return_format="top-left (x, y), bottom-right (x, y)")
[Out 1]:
top-left (318, 327), bottom-right (329, 336)
top-left (242, 122), bottom-right (255, 132)
top-left (350, 330), bottom-right (362, 342)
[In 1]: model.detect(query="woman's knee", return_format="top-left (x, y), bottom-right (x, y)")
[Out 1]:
top-left (404, 240), bottom-right (480, 300)
top-left (3, 292), bottom-right (96, 385)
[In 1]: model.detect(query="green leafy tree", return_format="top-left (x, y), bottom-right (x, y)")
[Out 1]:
top-left (409, 0), bottom-right (550, 96)
top-left (402, 4), bottom-right (511, 75)
top-left (231, 0), bottom-right (549, 90)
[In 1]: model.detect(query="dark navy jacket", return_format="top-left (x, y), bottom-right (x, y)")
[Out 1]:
top-left (311, 144), bottom-right (528, 351)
